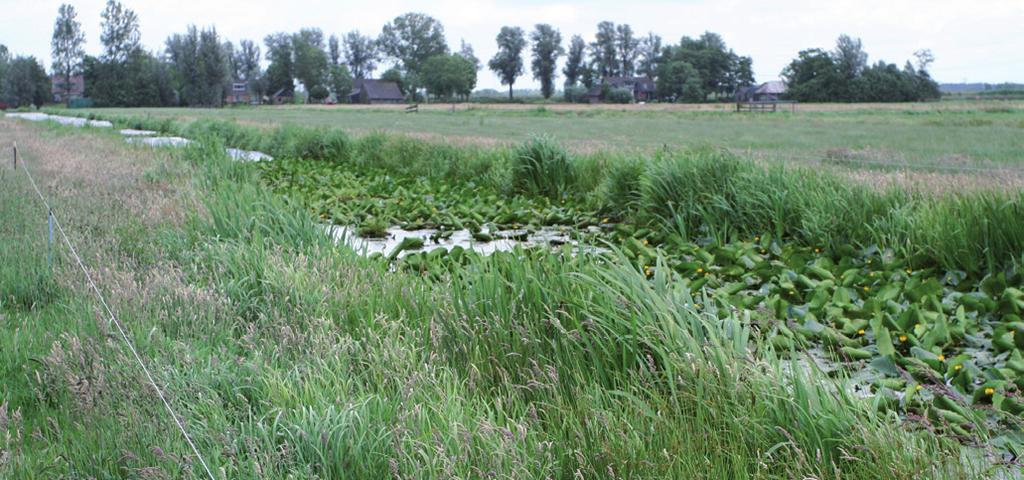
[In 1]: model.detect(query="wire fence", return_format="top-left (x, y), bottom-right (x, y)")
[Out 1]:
top-left (11, 143), bottom-right (218, 480)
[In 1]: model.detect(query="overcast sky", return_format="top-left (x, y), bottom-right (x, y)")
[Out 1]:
top-left (1, 0), bottom-right (1021, 89)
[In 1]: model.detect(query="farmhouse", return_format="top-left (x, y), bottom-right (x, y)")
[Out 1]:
top-left (587, 76), bottom-right (657, 103)
top-left (349, 79), bottom-right (404, 104)
top-left (51, 74), bottom-right (85, 103)
top-left (225, 81), bottom-right (254, 105)
top-left (269, 88), bottom-right (294, 105)
top-left (735, 80), bottom-right (788, 102)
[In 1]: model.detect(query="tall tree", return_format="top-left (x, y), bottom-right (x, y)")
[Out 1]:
top-left (735, 55), bottom-right (755, 88)
top-left (378, 13), bottom-right (447, 94)
top-left (422, 53), bottom-right (476, 102)
top-left (342, 31), bottom-right (380, 79)
top-left (292, 28), bottom-right (328, 92)
top-left (563, 35), bottom-right (586, 87)
top-left (99, 0), bottom-right (140, 63)
top-left (637, 33), bottom-right (661, 77)
top-left (328, 63), bottom-right (352, 102)
top-left (197, 27), bottom-right (229, 106)
top-left (833, 34), bottom-right (868, 80)
top-left (2, 56), bottom-right (50, 107)
top-left (264, 32), bottom-right (294, 96)
top-left (530, 24), bottom-right (563, 99)
top-left (590, 21), bottom-right (618, 78)
top-left (328, 34), bottom-right (341, 65)
top-left (488, 26), bottom-right (526, 100)
top-left (615, 24), bottom-right (639, 77)
top-left (51, 4), bottom-right (86, 106)
top-left (458, 39), bottom-right (480, 71)
top-left (235, 39), bottom-right (263, 98)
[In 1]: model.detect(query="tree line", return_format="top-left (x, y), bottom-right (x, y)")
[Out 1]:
top-left (782, 35), bottom-right (940, 102)
top-left (15, 4), bottom-right (941, 108)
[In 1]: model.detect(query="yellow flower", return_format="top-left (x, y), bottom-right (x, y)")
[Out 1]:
top-left (644, 266), bottom-right (653, 277)
top-left (914, 323), bottom-right (921, 330)
top-left (915, 385), bottom-right (923, 391)
top-left (696, 267), bottom-right (703, 273)
top-left (898, 335), bottom-right (908, 343)
top-left (985, 387), bottom-right (996, 395)
top-left (953, 364), bottom-right (962, 371)
top-left (789, 290), bottom-right (796, 296)
top-left (867, 259), bottom-right (872, 264)
top-left (937, 354), bottom-right (945, 362)
top-left (601, 217), bottom-right (609, 223)
top-left (754, 236), bottom-right (760, 241)
top-left (857, 328), bottom-right (866, 336)
top-left (863, 286), bottom-right (869, 291)
top-left (814, 248), bottom-right (821, 253)
top-left (760, 249), bottom-right (767, 254)
top-left (642, 239), bottom-right (649, 246)
top-left (906, 268), bottom-right (913, 274)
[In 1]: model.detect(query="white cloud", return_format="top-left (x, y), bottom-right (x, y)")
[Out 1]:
top-left (1, 0), bottom-right (1020, 89)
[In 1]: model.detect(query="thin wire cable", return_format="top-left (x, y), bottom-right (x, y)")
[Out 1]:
top-left (16, 149), bottom-right (218, 480)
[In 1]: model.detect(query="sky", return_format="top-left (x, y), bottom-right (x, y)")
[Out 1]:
top-left (1, 0), bottom-right (1021, 89)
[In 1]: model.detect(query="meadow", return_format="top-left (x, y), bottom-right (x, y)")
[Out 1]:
top-left (76, 100), bottom-right (1024, 166)
top-left (2, 103), bottom-right (1024, 478)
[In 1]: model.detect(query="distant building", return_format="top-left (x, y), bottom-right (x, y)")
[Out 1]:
top-left (348, 79), bottom-right (404, 104)
top-left (225, 81), bottom-right (255, 105)
top-left (587, 76), bottom-right (657, 103)
top-left (51, 74), bottom-right (85, 103)
top-left (269, 88), bottom-right (294, 105)
top-left (735, 81), bottom-right (788, 103)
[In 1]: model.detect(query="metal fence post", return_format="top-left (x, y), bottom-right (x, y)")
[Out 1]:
top-left (48, 209), bottom-right (54, 267)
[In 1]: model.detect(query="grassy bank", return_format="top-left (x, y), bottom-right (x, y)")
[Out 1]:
top-left (1, 118), bottom-right (993, 478)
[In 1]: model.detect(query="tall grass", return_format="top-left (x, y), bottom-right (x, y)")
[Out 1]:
top-left (56, 111), bottom-right (1024, 273)
top-left (511, 135), bottom-right (576, 199)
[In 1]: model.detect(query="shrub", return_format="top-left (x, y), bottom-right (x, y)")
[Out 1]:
top-left (563, 85), bottom-right (589, 103)
top-left (605, 87), bottom-right (634, 104)
top-left (270, 125), bottom-right (350, 162)
top-left (511, 135), bottom-right (576, 200)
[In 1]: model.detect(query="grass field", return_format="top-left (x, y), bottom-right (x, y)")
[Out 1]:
top-left (3, 106), bottom-right (1024, 478)
top-left (74, 100), bottom-right (1024, 167)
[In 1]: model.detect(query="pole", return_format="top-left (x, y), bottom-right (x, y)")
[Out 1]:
top-left (12, 142), bottom-right (16, 170)
top-left (48, 209), bottom-right (54, 268)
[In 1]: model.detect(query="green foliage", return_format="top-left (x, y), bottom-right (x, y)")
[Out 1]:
top-left (50, 3), bottom-right (86, 104)
top-left (604, 87), bottom-right (633, 104)
top-left (292, 28), bottom-right (329, 93)
top-left (377, 13), bottom-right (448, 93)
top-left (83, 50), bottom-right (176, 107)
top-left (656, 59), bottom-right (703, 102)
top-left (327, 63), bottom-right (352, 101)
top-left (165, 25), bottom-right (231, 106)
top-left (783, 36), bottom-right (941, 103)
top-left (562, 85), bottom-right (588, 103)
top-left (529, 24), bottom-right (563, 99)
top-left (511, 135), bottom-right (576, 199)
top-left (0, 56), bottom-right (50, 108)
top-left (421, 54), bottom-right (476, 101)
top-left (562, 35), bottom-right (586, 88)
top-left (263, 32), bottom-right (294, 96)
top-left (488, 26), bottom-right (527, 99)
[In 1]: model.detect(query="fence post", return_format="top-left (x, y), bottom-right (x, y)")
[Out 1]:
top-left (48, 209), bottom-right (55, 268)
top-left (12, 142), bottom-right (16, 170)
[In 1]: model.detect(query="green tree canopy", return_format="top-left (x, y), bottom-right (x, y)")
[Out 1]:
top-left (378, 13), bottom-right (448, 94)
top-left (488, 26), bottom-right (526, 100)
top-left (530, 24), bottom-right (563, 99)
top-left (51, 4), bottom-right (86, 105)
top-left (100, 0), bottom-right (141, 63)
top-left (342, 31), bottom-right (380, 79)
top-left (422, 53), bottom-right (476, 101)
top-left (562, 35), bottom-right (586, 88)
